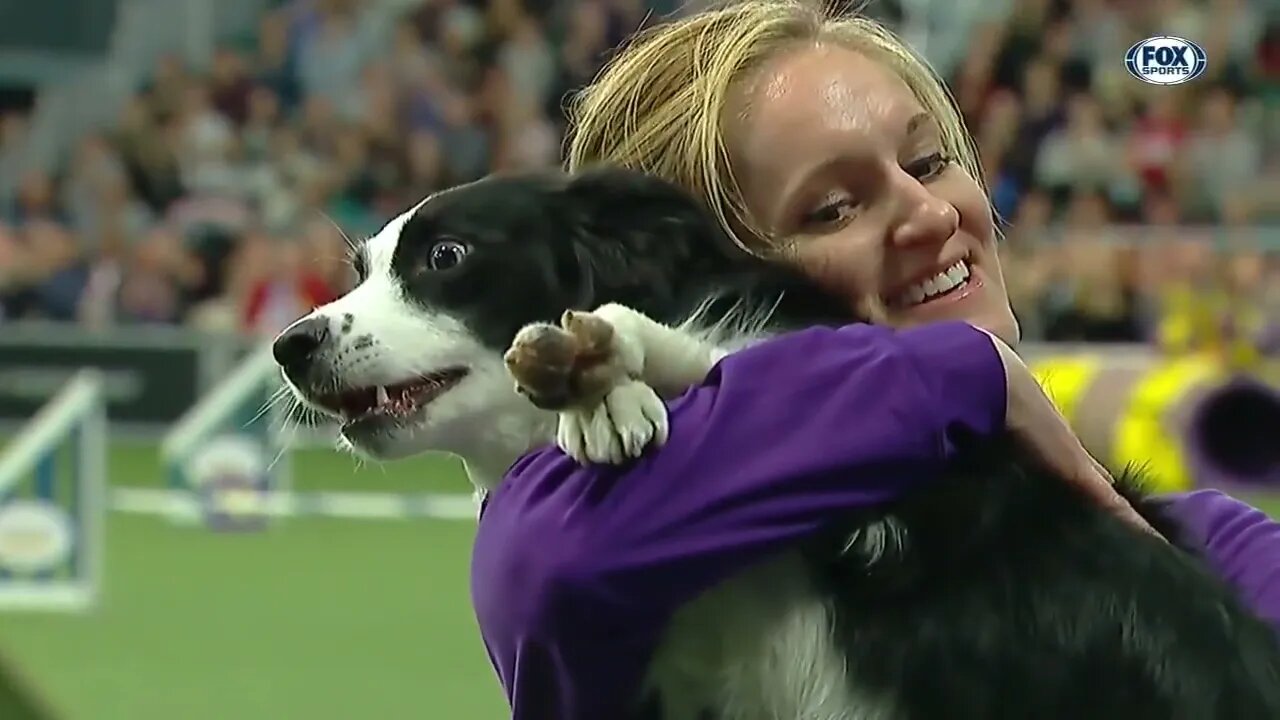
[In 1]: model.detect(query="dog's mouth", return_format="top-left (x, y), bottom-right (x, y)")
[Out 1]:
top-left (315, 368), bottom-right (469, 426)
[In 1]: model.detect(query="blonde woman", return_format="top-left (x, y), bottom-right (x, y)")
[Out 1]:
top-left (472, 2), bottom-right (1280, 717)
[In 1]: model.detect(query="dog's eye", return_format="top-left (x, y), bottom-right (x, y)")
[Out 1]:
top-left (426, 240), bottom-right (468, 271)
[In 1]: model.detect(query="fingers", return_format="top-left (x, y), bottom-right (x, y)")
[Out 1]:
top-left (1006, 366), bottom-right (1161, 536)
top-left (1085, 454), bottom-right (1165, 540)
top-left (1080, 465), bottom-right (1159, 537)
top-left (976, 324), bottom-right (1165, 538)
top-left (1055, 428), bottom-right (1162, 538)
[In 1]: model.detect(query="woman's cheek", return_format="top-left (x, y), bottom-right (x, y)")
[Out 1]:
top-left (794, 241), bottom-right (882, 322)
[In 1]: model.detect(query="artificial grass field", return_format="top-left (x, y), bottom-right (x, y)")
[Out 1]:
top-left (0, 440), bottom-right (507, 720)
top-left (1, 440), bottom-right (1278, 720)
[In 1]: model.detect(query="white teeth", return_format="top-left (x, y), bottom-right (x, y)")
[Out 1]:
top-left (375, 386), bottom-right (390, 406)
top-left (895, 261), bottom-right (970, 307)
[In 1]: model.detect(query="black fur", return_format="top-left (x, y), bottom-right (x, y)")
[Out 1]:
top-left (390, 168), bottom-right (843, 351)
top-left (809, 440), bottom-right (1280, 719)
top-left (399, 167), bottom-right (1280, 718)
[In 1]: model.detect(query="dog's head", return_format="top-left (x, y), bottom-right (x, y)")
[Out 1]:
top-left (272, 167), bottom-right (727, 482)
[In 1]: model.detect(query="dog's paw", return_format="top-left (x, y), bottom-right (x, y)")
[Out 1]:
top-left (504, 310), bottom-right (640, 411)
top-left (557, 379), bottom-right (669, 464)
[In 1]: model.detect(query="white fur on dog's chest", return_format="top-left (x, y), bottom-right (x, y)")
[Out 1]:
top-left (645, 552), bottom-right (897, 720)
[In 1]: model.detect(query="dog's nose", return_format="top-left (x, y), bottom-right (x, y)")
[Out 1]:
top-left (273, 317), bottom-right (330, 374)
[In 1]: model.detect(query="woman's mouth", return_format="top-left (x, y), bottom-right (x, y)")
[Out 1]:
top-left (888, 259), bottom-right (974, 309)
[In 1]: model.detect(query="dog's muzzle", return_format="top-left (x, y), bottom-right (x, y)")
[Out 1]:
top-left (273, 316), bottom-right (331, 388)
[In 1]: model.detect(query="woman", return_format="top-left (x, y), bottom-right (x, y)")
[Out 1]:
top-left (471, 2), bottom-right (1280, 717)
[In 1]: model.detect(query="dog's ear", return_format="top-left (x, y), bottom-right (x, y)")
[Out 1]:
top-left (560, 166), bottom-right (734, 263)
top-left (548, 166), bottom-right (726, 313)
top-left (552, 166), bottom-right (855, 325)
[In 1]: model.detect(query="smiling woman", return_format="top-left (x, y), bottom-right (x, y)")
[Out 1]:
top-left (573, 25), bottom-right (1018, 342)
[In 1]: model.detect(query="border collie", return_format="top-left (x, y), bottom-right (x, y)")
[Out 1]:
top-left (273, 167), bottom-right (1280, 718)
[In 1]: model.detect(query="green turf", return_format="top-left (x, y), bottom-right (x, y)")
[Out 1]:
top-left (2, 440), bottom-right (1280, 720)
top-left (107, 437), bottom-right (475, 495)
top-left (0, 442), bottom-right (506, 720)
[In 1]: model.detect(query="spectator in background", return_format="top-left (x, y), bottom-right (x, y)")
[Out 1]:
top-left (210, 47), bottom-right (255, 126)
top-left (254, 9), bottom-right (299, 106)
top-left (1179, 86), bottom-right (1262, 221)
top-left (10, 171), bottom-right (63, 226)
top-left (497, 9), bottom-right (556, 111)
top-left (976, 90), bottom-right (1024, 218)
top-left (1002, 57), bottom-right (1064, 193)
top-left (19, 221), bottom-right (89, 322)
top-left (0, 222), bottom-right (22, 320)
top-left (1142, 187), bottom-right (1184, 226)
top-left (1001, 190), bottom-right (1055, 341)
top-left (1035, 93), bottom-right (1127, 200)
top-left (61, 134), bottom-right (142, 252)
top-left (175, 82), bottom-right (239, 197)
top-left (1041, 191), bottom-right (1144, 343)
top-left (1127, 89), bottom-right (1188, 198)
top-left (0, 0), bottom-right (1274, 342)
top-left (296, 4), bottom-right (380, 122)
top-left (143, 53), bottom-right (191, 122)
top-left (113, 96), bottom-right (185, 212)
top-left (437, 92), bottom-right (490, 187)
top-left (0, 111), bottom-right (28, 158)
top-left (241, 233), bottom-right (339, 338)
top-left (546, 0), bottom-right (610, 136)
top-left (114, 226), bottom-right (202, 324)
top-left (401, 129), bottom-right (448, 202)
top-left (241, 85), bottom-right (283, 164)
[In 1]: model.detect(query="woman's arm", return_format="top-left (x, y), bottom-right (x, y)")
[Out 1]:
top-left (472, 321), bottom-right (1007, 719)
top-left (1151, 490), bottom-right (1280, 632)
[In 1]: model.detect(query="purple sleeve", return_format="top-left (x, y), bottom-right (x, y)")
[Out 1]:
top-left (470, 321), bottom-right (1006, 720)
top-left (1154, 489), bottom-right (1280, 632)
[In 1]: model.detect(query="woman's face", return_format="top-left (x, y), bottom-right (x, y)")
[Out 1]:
top-left (730, 45), bottom-right (1018, 341)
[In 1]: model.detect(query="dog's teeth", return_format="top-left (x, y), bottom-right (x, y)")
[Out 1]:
top-left (375, 386), bottom-right (390, 406)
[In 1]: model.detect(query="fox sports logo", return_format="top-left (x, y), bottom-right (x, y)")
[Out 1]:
top-left (1125, 36), bottom-right (1207, 85)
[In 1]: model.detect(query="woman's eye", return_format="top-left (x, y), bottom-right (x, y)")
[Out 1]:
top-left (802, 198), bottom-right (858, 228)
top-left (906, 152), bottom-right (952, 180)
top-left (424, 239), bottom-right (468, 271)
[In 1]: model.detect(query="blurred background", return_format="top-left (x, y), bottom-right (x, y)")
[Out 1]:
top-left (0, 0), bottom-right (1278, 718)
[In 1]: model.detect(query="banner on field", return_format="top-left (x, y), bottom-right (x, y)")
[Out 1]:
top-left (0, 0), bottom-right (117, 56)
top-left (0, 337), bottom-right (201, 426)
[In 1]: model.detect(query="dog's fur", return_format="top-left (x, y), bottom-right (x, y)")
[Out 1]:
top-left (275, 167), bottom-right (1280, 719)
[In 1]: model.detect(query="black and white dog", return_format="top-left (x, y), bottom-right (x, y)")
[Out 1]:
top-left (273, 167), bottom-right (1280, 719)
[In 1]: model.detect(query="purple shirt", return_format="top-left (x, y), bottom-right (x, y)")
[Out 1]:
top-left (470, 321), bottom-right (1280, 719)
top-left (1153, 489), bottom-right (1280, 629)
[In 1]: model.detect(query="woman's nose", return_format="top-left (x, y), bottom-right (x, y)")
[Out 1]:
top-left (888, 178), bottom-right (960, 249)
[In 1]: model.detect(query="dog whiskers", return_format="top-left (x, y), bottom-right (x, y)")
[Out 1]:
top-left (266, 398), bottom-right (307, 473)
top-left (245, 385), bottom-right (293, 430)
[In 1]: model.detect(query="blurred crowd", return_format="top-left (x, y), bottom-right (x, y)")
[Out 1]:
top-left (0, 0), bottom-right (1277, 350)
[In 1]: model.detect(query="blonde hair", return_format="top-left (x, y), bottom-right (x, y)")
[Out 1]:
top-left (565, 0), bottom-right (985, 254)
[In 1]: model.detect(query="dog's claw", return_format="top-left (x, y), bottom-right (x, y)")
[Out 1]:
top-left (507, 309), bottom-right (668, 465)
top-left (505, 323), bottom-right (580, 410)
top-left (557, 380), bottom-right (667, 465)
top-left (506, 312), bottom-right (625, 411)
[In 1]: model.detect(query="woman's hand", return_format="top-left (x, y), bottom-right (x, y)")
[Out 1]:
top-left (979, 328), bottom-right (1160, 536)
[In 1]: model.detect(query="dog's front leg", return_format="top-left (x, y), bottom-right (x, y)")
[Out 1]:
top-left (504, 303), bottom-right (723, 464)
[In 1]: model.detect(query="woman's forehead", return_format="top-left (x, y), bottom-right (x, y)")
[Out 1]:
top-left (732, 44), bottom-right (927, 159)
top-left (727, 44), bottom-right (932, 221)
